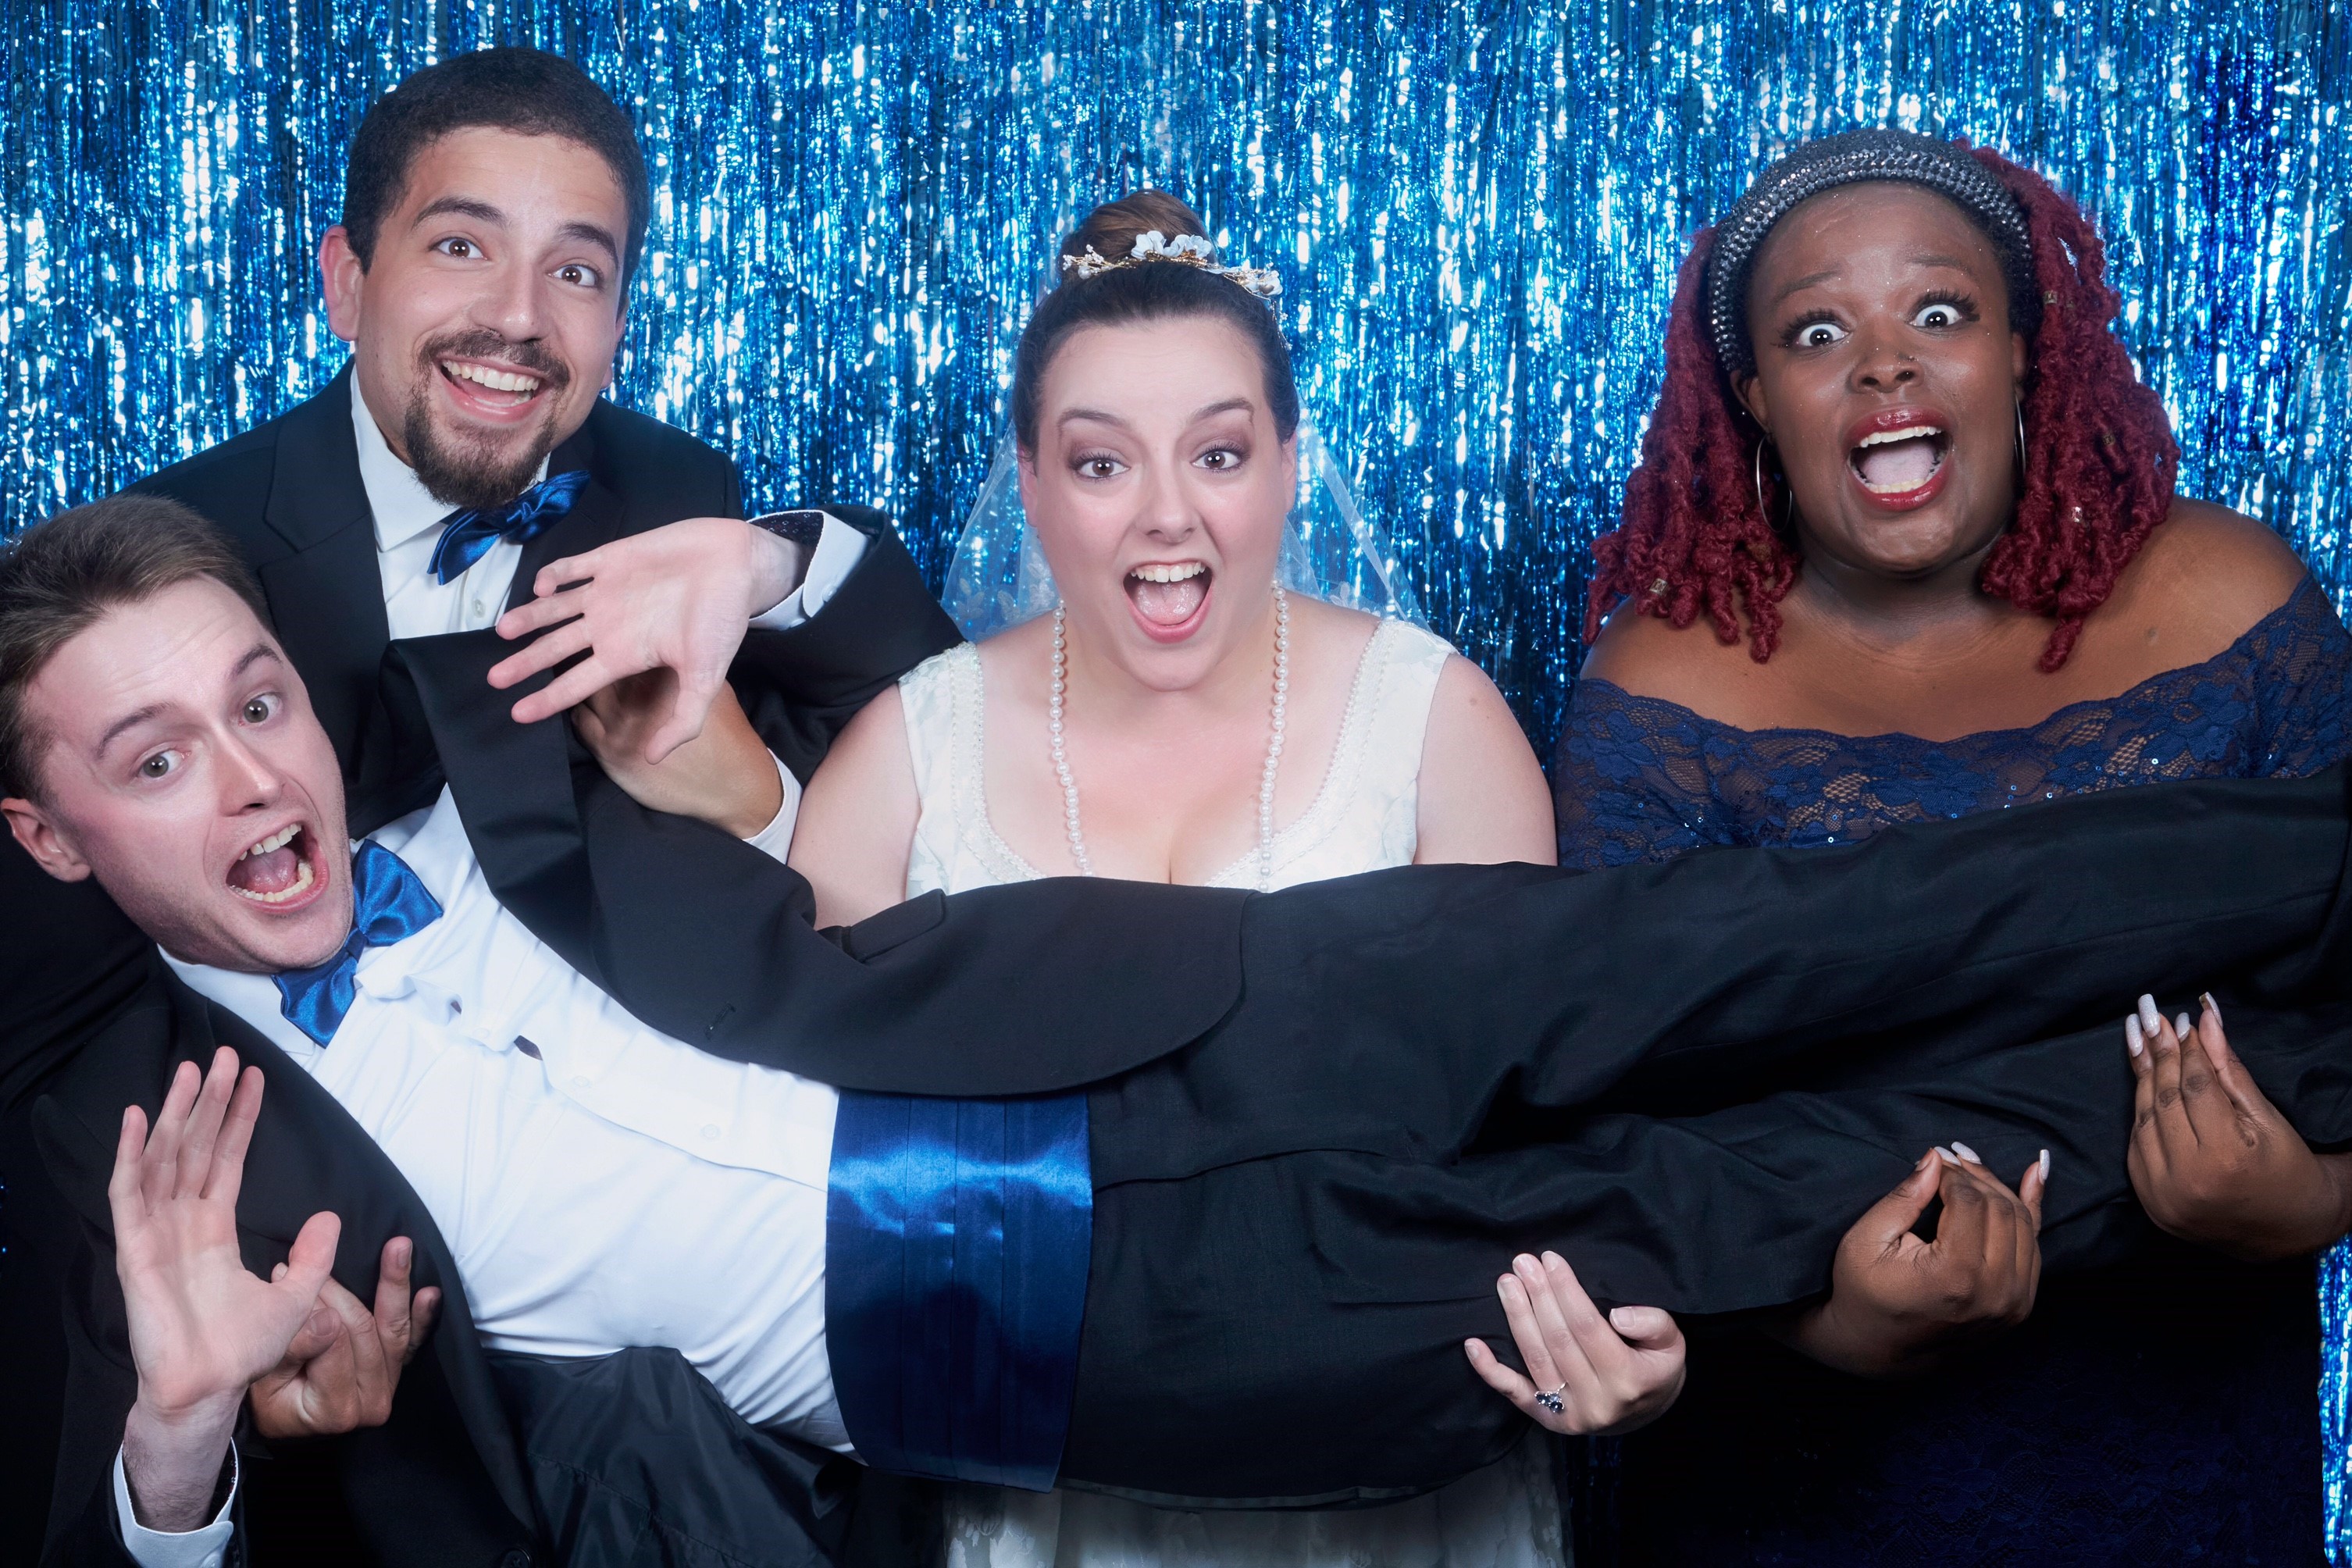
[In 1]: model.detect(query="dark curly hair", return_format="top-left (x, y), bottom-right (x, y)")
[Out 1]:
top-left (1585, 144), bottom-right (2181, 671)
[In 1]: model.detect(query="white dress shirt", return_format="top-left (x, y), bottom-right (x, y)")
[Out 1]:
top-left (114, 387), bottom-right (873, 1565)
top-left (120, 789), bottom-right (849, 1568)
top-left (349, 383), bottom-right (868, 857)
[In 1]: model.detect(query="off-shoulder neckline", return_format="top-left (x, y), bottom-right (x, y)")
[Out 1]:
top-left (1574, 577), bottom-right (2325, 749)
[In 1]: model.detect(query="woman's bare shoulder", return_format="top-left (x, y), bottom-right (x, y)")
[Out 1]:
top-left (1577, 600), bottom-right (1762, 712)
top-left (2108, 500), bottom-right (2307, 632)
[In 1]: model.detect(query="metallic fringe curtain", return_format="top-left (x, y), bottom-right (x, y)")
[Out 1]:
top-left (5, 0), bottom-right (2352, 1550)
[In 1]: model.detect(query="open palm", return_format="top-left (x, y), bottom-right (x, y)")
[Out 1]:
top-left (110, 1048), bottom-right (340, 1420)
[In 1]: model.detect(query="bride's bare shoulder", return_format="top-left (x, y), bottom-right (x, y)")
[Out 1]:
top-left (1285, 595), bottom-right (1384, 663)
top-left (971, 615), bottom-right (1053, 683)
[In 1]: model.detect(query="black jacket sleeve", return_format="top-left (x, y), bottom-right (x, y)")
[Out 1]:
top-left (31, 1088), bottom-right (219, 1568)
top-left (729, 504), bottom-right (963, 783)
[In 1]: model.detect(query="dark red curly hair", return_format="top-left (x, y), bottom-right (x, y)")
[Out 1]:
top-left (1585, 146), bottom-right (2181, 671)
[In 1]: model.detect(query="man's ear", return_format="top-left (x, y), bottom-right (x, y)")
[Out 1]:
top-left (319, 225), bottom-right (366, 345)
top-left (2, 796), bottom-right (93, 883)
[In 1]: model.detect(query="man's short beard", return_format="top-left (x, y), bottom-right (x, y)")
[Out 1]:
top-left (402, 333), bottom-right (573, 510)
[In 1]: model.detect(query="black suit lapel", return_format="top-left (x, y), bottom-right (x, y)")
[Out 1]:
top-left (253, 369), bottom-right (396, 777)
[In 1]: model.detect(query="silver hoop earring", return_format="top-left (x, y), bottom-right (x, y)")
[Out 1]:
top-left (1753, 437), bottom-right (1781, 526)
top-left (2015, 402), bottom-right (2028, 470)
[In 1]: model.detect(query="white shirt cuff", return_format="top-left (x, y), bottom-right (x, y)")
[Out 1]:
top-left (114, 1445), bottom-right (236, 1568)
top-left (748, 513), bottom-right (868, 632)
top-left (741, 750), bottom-right (804, 864)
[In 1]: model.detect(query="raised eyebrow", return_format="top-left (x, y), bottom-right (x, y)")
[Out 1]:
top-left (554, 221), bottom-right (622, 267)
top-left (412, 195), bottom-right (505, 232)
top-left (1057, 398), bottom-right (1255, 432)
top-left (1768, 267), bottom-right (1843, 308)
top-left (95, 704), bottom-right (167, 759)
top-left (229, 643), bottom-right (283, 681)
top-left (97, 643), bottom-right (281, 760)
top-left (1905, 252), bottom-right (1983, 277)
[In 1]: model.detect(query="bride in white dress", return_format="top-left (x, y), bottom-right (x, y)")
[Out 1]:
top-left (789, 192), bottom-right (1681, 1567)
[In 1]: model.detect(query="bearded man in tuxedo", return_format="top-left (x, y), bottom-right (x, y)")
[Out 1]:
top-left (0, 45), bottom-right (956, 1553)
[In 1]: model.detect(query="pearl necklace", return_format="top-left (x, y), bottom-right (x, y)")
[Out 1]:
top-left (1049, 584), bottom-right (1291, 891)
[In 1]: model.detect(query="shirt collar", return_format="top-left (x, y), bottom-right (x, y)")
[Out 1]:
top-left (350, 379), bottom-right (550, 553)
top-left (159, 788), bottom-right (479, 1043)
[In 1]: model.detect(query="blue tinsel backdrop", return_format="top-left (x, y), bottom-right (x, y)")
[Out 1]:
top-left (8, 0), bottom-right (2352, 757)
top-left (5, 0), bottom-right (2352, 1552)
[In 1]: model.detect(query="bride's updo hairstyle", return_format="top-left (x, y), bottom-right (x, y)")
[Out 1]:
top-left (1587, 132), bottom-right (2180, 672)
top-left (1011, 191), bottom-right (1301, 451)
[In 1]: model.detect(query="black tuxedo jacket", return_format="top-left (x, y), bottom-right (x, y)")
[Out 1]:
top-left (5, 371), bottom-right (958, 1563)
top-left (32, 629), bottom-right (2352, 1562)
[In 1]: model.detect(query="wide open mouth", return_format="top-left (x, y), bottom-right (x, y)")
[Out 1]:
top-left (226, 821), bottom-right (319, 907)
top-left (1848, 424), bottom-right (1951, 499)
top-left (1125, 561), bottom-right (1213, 640)
top-left (437, 356), bottom-right (550, 413)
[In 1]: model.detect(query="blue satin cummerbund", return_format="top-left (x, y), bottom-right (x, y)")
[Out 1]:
top-left (825, 1090), bottom-right (1093, 1491)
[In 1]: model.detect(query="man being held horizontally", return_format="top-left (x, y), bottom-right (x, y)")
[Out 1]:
top-left (7, 502), bottom-right (1683, 1566)
top-left (20, 497), bottom-right (2352, 1565)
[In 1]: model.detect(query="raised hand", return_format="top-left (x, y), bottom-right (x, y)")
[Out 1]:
top-left (2126, 992), bottom-right (2352, 1260)
top-left (1463, 1251), bottom-right (1686, 1435)
top-left (250, 1235), bottom-right (441, 1440)
top-left (486, 517), bottom-right (808, 761)
top-left (111, 1049), bottom-right (340, 1528)
top-left (572, 671), bottom-right (785, 838)
top-left (1782, 1143), bottom-right (2046, 1377)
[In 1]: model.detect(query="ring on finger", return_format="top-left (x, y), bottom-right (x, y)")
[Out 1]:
top-left (1535, 1382), bottom-right (1567, 1415)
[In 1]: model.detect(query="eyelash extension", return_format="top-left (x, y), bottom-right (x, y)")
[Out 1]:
top-left (1776, 309), bottom-right (1841, 350)
top-left (1914, 289), bottom-right (1981, 323)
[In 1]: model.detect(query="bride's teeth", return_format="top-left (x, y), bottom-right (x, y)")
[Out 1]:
top-left (1131, 563), bottom-right (1206, 583)
top-left (231, 857), bottom-right (315, 905)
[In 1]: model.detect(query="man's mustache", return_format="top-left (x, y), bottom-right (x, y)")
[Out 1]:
top-left (416, 331), bottom-right (573, 391)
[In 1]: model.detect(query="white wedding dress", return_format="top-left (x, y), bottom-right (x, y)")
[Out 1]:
top-left (894, 615), bottom-right (1569, 1568)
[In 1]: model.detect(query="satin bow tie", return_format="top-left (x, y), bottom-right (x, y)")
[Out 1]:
top-left (273, 841), bottom-right (444, 1046)
top-left (426, 469), bottom-right (591, 585)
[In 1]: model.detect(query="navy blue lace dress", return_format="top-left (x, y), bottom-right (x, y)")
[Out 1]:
top-left (1553, 579), bottom-right (2352, 1566)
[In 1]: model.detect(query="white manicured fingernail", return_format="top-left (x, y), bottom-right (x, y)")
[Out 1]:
top-left (2126, 1015), bottom-right (2145, 1057)
top-left (2039, 1149), bottom-right (2051, 1181)
top-left (1951, 1141), bottom-right (1981, 1164)
top-left (2137, 994), bottom-right (2162, 1034)
top-left (1935, 1146), bottom-right (1962, 1166)
top-left (2201, 992), bottom-right (2223, 1025)
top-left (2176, 1013), bottom-right (2193, 1039)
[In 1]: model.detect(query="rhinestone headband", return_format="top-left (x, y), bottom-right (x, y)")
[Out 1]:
top-left (1060, 230), bottom-right (1283, 301)
top-left (1703, 129), bottom-right (2039, 380)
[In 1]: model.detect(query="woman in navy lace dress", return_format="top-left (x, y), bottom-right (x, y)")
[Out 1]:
top-left (1556, 130), bottom-right (2352, 1563)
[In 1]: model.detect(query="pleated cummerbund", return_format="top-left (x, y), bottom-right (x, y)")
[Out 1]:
top-left (824, 1090), bottom-right (1093, 1490)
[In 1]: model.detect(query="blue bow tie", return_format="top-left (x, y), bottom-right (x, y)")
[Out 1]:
top-left (273, 841), bottom-right (444, 1046)
top-left (426, 469), bottom-right (591, 585)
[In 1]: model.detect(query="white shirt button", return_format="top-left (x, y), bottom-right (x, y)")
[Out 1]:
top-left (700, 1124), bottom-right (722, 1141)
top-left (571, 1075), bottom-right (592, 1091)
top-left (471, 599), bottom-right (487, 618)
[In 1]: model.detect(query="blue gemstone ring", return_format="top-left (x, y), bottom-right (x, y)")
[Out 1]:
top-left (1534, 1384), bottom-right (1566, 1415)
